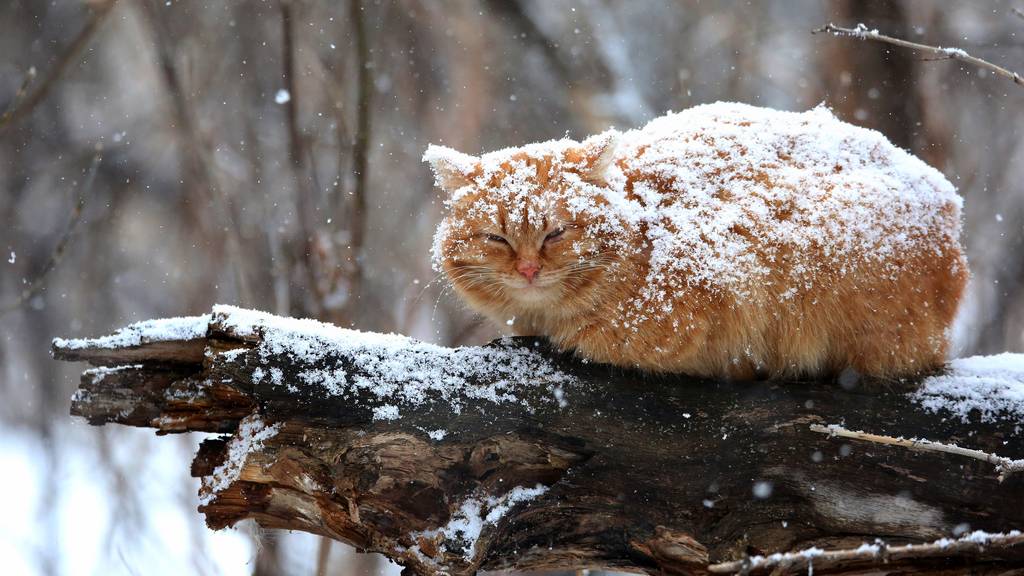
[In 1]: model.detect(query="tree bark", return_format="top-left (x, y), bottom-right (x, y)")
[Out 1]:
top-left (54, 306), bottom-right (1024, 575)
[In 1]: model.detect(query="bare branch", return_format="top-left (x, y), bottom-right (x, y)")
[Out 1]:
top-left (54, 307), bottom-right (1024, 576)
top-left (0, 67), bottom-right (37, 123)
top-left (1, 147), bottom-right (102, 317)
top-left (709, 531), bottom-right (1024, 575)
top-left (0, 1), bottom-right (118, 132)
top-left (813, 23), bottom-right (1024, 88)
top-left (811, 423), bottom-right (1024, 482)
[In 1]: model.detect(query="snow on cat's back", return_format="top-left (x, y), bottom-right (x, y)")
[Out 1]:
top-left (427, 102), bottom-right (968, 379)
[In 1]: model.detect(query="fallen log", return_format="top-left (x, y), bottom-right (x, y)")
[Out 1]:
top-left (54, 305), bottom-right (1024, 575)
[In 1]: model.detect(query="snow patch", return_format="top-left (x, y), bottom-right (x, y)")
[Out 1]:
top-left (913, 353), bottom-right (1024, 422)
top-left (216, 348), bottom-right (248, 361)
top-left (211, 305), bottom-right (576, 419)
top-left (746, 546), bottom-right (824, 569)
top-left (961, 529), bottom-right (1021, 543)
top-left (852, 542), bottom-right (881, 554)
top-left (83, 364), bottom-right (144, 383)
top-left (200, 415), bottom-right (281, 505)
top-left (849, 23), bottom-right (880, 39)
top-left (163, 379), bottom-right (212, 402)
top-left (411, 484), bottom-right (548, 561)
top-left (53, 314), bottom-right (211, 350)
top-left (372, 404), bottom-right (400, 421)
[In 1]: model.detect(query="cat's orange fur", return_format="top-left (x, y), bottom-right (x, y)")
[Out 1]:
top-left (425, 103), bottom-right (968, 379)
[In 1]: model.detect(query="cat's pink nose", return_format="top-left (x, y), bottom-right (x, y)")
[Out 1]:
top-left (516, 260), bottom-right (541, 282)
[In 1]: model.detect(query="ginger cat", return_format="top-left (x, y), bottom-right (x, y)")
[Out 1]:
top-left (424, 102), bottom-right (967, 379)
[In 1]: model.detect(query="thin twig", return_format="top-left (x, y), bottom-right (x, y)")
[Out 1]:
top-left (1, 147), bottom-right (102, 317)
top-left (709, 530), bottom-right (1024, 574)
top-left (812, 23), bottom-right (1024, 87)
top-left (810, 423), bottom-right (1024, 482)
top-left (1013, 7), bottom-right (1024, 22)
top-left (0, 67), bottom-right (37, 123)
top-left (0, 1), bottom-right (118, 132)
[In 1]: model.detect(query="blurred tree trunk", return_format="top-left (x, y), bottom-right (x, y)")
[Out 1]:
top-left (252, 536), bottom-right (283, 576)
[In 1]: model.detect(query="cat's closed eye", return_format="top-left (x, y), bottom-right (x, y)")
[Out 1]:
top-left (544, 228), bottom-right (565, 244)
top-left (484, 233), bottom-right (509, 245)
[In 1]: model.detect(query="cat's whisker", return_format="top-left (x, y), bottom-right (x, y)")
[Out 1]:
top-left (410, 271), bottom-right (453, 307)
top-left (430, 281), bottom-right (451, 325)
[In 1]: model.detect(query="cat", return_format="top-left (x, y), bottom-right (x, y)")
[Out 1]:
top-left (424, 102), bottom-right (967, 380)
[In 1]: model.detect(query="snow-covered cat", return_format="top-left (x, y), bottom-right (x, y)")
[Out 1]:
top-left (425, 102), bottom-right (967, 379)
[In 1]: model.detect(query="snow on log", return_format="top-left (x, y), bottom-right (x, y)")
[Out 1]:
top-left (54, 305), bottom-right (1024, 575)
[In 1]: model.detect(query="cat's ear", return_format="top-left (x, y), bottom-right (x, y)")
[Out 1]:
top-left (578, 130), bottom-right (620, 186)
top-left (423, 145), bottom-right (480, 193)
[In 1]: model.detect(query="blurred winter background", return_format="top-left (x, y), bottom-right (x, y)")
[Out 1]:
top-left (1, 0), bottom-right (1022, 574)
